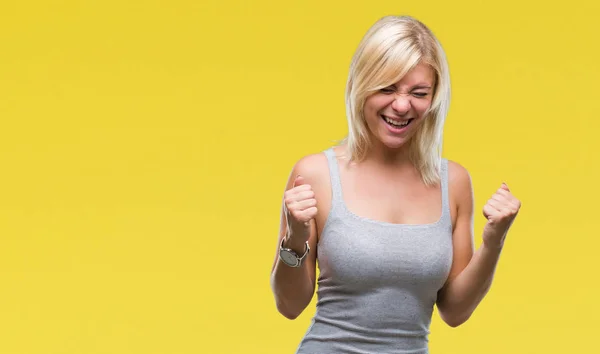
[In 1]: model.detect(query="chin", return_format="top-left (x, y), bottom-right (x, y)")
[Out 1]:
top-left (378, 127), bottom-right (417, 150)
top-left (382, 138), bottom-right (411, 150)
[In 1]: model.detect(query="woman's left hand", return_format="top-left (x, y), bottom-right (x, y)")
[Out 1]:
top-left (482, 183), bottom-right (521, 248)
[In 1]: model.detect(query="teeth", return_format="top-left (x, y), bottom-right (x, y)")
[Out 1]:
top-left (384, 116), bottom-right (410, 127)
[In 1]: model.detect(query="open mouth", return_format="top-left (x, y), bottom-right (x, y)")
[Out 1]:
top-left (381, 115), bottom-right (414, 129)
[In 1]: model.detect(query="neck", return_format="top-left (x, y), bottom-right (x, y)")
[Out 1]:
top-left (363, 139), bottom-right (413, 168)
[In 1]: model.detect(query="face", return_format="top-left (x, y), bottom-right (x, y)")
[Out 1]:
top-left (363, 62), bottom-right (436, 150)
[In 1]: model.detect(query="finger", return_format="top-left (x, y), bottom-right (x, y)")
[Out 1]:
top-left (284, 185), bottom-right (313, 200)
top-left (482, 204), bottom-right (498, 219)
top-left (486, 199), bottom-right (504, 212)
top-left (289, 185), bottom-right (313, 195)
top-left (487, 198), bottom-right (519, 219)
top-left (292, 207), bottom-right (318, 224)
top-left (494, 189), bottom-right (520, 209)
top-left (495, 188), bottom-right (512, 197)
top-left (293, 175), bottom-right (306, 188)
top-left (491, 193), bottom-right (511, 204)
top-left (288, 198), bottom-right (317, 211)
top-left (293, 190), bottom-right (315, 201)
top-left (501, 182), bottom-right (510, 192)
top-left (511, 199), bottom-right (522, 210)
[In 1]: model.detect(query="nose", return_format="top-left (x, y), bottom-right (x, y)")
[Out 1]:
top-left (391, 94), bottom-right (411, 114)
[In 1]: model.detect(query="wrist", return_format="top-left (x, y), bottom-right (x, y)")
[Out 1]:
top-left (482, 228), bottom-right (507, 250)
top-left (279, 236), bottom-right (310, 268)
top-left (482, 237), bottom-right (505, 251)
top-left (282, 235), bottom-right (308, 255)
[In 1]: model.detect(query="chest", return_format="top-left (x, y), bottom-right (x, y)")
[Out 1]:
top-left (340, 168), bottom-right (442, 225)
top-left (318, 216), bottom-right (453, 292)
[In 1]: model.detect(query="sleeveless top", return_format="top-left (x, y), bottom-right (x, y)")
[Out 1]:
top-left (295, 148), bottom-right (454, 354)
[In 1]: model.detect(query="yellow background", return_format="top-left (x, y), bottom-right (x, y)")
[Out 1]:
top-left (1, 0), bottom-right (599, 353)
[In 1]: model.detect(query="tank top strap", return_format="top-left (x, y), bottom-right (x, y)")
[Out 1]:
top-left (439, 158), bottom-right (451, 224)
top-left (324, 148), bottom-right (451, 226)
top-left (323, 147), bottom-right (344, 207)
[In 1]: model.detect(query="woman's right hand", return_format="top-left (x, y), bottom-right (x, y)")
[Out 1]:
top-left (283, 175), bottom-right (318, 245)
top-left (271, 154), bottom-right (326, 320)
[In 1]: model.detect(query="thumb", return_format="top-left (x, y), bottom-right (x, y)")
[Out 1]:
top-left (501, 182), bottom-right (510, 191)
top-left (293, 175), bottom-right (306, 188)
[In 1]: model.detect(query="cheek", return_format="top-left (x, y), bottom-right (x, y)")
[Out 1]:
top-left (364, 97), bottom-right (390, 116)
top-left (415, 100), bottom-right (433, 116)
top-left (363, 102), bottom-right (375, 116)
top-left (363, 101), bottom-right (380, 121)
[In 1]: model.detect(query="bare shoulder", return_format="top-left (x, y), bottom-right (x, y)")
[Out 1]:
top-left (291, 151), bottom-right (329, 184)
top-left (447, 160), bottom-right (473, 196)
top-left (446, 160), bottom-right (474, 228)
top-left (294, 152), bottom-right (327, 177)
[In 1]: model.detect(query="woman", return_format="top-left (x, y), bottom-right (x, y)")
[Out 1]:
top-left (270, 15), bottom-right (521, 353)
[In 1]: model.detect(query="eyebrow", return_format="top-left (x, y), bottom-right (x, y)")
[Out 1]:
top-left (384, 84), bottom-right (432, 88)
top-left (383, 84), bottom-right (433, 90)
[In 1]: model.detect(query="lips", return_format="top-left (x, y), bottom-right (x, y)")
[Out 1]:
top-left (381, 115), bottom-right (413, 128)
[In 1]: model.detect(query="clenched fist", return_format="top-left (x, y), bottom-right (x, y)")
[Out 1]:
top-left (482, 183), bottom-right (521, 248)
top-left (284, 175), bottom-right (318, 243)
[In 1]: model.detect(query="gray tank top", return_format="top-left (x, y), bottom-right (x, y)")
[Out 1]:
top-left (295, 148), bottom-right (454, 354)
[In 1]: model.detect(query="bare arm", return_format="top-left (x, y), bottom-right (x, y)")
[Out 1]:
top-left (270, 155), bottom-right (321, 320)
top-left (436, 162), bottom-right (520, 327)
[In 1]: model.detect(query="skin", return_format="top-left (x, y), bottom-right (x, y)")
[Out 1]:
top-left (270, 62), bottom-right (521, 327)
top-left (363, 62), bottom-right (435, 162)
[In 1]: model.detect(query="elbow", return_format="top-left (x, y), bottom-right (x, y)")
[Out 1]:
top-left (270, 285), bottom-right (302, 320)
top-left (280, 310), bottom-right (301, 320)
top-left (439, 309), bottom-right (472, 328)
top-left (269, 273), bottom-right (313, 320)
top-left (275, 300), bottom-right (302, 320)
top-left (437, 300), bottom-right (473, 328)
top-left (444, 314), bottom-right (470, 328)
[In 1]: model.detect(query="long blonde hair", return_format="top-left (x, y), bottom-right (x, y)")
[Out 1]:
top-left (342, 15), bottom-right (451, 185)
